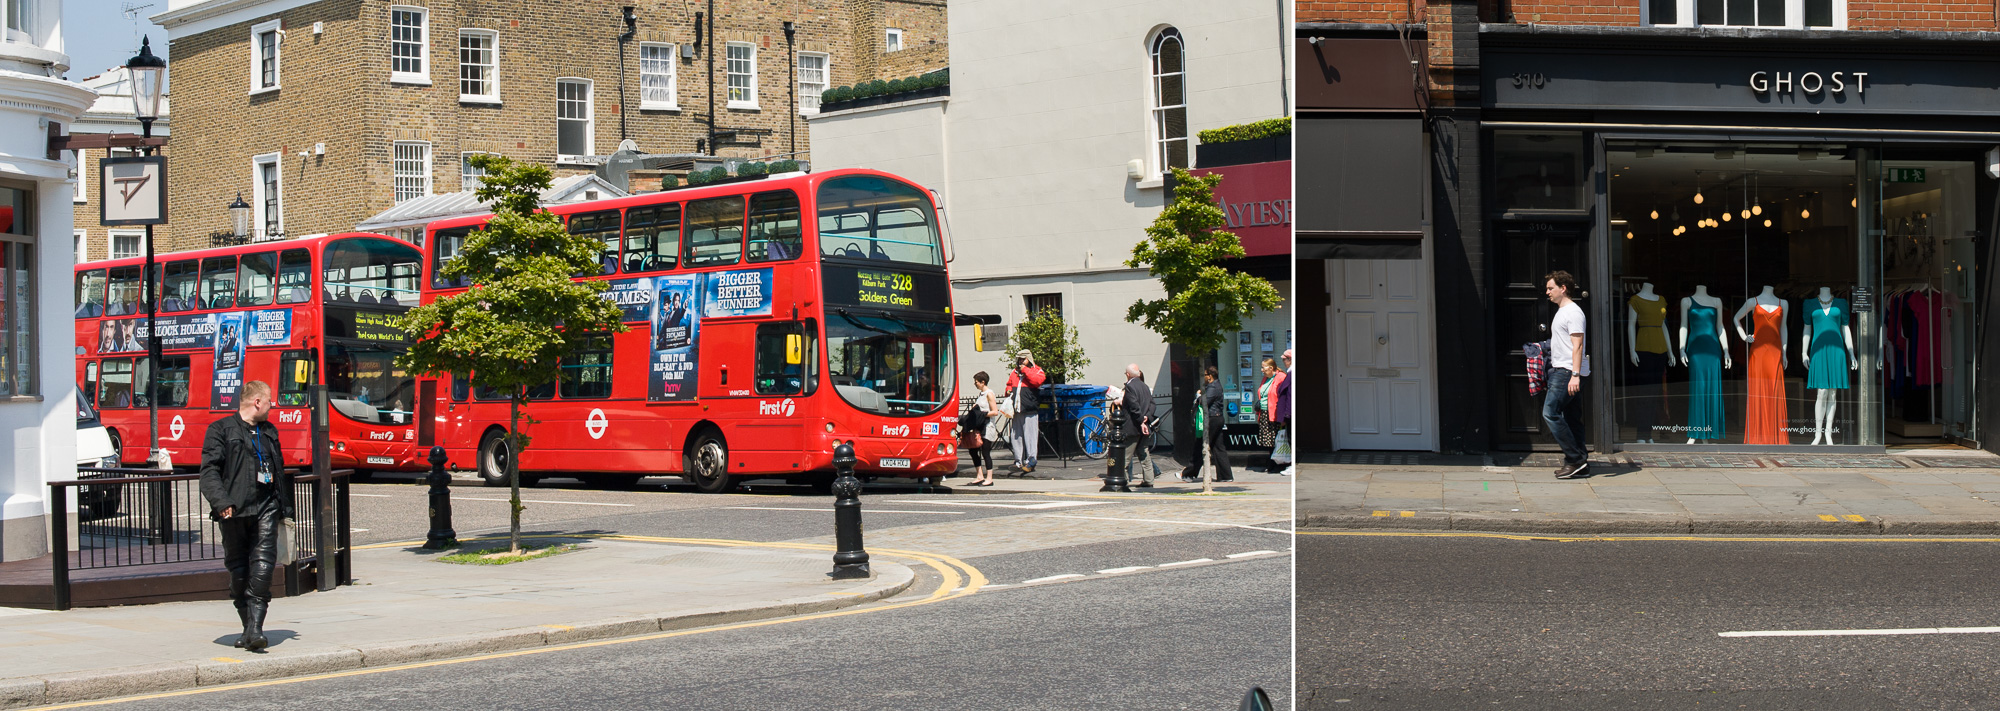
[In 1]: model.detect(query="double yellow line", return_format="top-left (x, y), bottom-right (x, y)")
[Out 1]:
top-left (44, 534), bottom-right (984, 708)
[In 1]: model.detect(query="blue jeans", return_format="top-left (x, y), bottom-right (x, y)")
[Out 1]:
top-left (1541, 368), bottom-right (1587, 466)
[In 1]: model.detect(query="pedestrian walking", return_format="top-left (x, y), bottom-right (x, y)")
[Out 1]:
top-left (1271, 349), bottom-right (1293, 475)
top-left (961, 372), bottom-right (998, 486)
top-left (1004, 350), bottom-right (1047, 474)
top-left (1192, 365), bottom-right (1234, 483)
top-left (1121, 364), bottom-right (1159, 488)
top-left (1255, 357), bottom-right (1287, 472)
top-left (1543, 270), bottom-right (1591, 479)
top-left (199, 380), bottom-right (294, 652)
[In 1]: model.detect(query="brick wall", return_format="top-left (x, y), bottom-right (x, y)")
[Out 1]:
top-left (1299, 1), bottom-right (1424, 25)
top-left (162, 0), bottom-right (929, 254)
top-left (876, 0), bottom-right (945, 80)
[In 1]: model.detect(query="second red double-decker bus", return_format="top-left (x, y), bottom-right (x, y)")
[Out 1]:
top-left (74, 233), bottom-right (428, 473)
top-left (419, 168), bottom-right (960, 492)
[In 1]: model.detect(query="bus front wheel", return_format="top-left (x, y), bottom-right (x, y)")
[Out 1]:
top-left (687, 432), bottom-right (736, 494)
top-left (478, 431), bottom-right (514, 488)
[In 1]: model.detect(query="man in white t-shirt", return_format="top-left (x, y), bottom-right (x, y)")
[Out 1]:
top-left (1543, 270), bottom-right (1590, 479)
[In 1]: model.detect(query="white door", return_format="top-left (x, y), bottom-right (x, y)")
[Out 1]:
top-left (1330, 259), bottom-right (1436, 451)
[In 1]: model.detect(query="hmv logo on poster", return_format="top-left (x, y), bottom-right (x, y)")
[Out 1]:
top-left (881, 424), bottom-right (911, 437)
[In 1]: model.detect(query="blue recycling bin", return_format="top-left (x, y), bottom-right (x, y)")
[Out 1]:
top-left (1039, 384), bottom-right (1110, 457)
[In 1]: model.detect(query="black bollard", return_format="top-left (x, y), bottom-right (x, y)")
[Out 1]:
top-left (1102, 401), bottom-right (1129, 492)
top-left (423, 446), bottom-right (458, 550)
top-left (829, 441), bottom-right (871, 579)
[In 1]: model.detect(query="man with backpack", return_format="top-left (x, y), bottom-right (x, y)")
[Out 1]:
top-left (1005, 349), bottom-right (1047, 474)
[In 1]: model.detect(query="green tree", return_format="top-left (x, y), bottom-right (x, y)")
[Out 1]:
top-left (1125, 167), bottom-right (1283, 490)
top-left (1002, 306), bottom-right (1089, 383)
top-left (394, 154), bottom-right (628, 554)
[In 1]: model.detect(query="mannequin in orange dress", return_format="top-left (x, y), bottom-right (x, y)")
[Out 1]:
top-left (1733, 286), bottom-right (1789, 444)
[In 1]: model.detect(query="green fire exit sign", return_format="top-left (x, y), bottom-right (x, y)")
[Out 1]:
top-left (1887, 168), bottom-right (1927, 183)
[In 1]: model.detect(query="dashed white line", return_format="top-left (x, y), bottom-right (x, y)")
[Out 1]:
top-left (1157, 558), bottom-right (1214, 567)
top-left (350, 493), bottom-right (393, 498)
top-left (1226, 550), bottom-right (1278, 558)
top-left (1022, 574), bottom-right (1087, 584)
top-left (1720, 626), bottom-right (2000, 638)
top-left (1096, 566), bottom-right (1150, 575)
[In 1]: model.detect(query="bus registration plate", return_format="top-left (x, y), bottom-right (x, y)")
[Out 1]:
top-left (879, 458), bottom-right (912, 469)
top-left (366, 456), bottom-right (394, 465)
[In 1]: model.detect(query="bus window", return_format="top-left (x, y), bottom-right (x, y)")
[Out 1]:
top-left (100, 359), bottom-right (134, 408)
top-left (200, 256), bottom-right (237, 310)
top-left (326, 237), bottom-right (423, 306)
top-left (747, 190), bottom-right (803, 263)
top-left (157, 355), bottom-right (191, 408)
top-left (277, 249), bottom-right (312, 304)
top-left (525, 380), bottom-right (555, 400)
top-left (160, 260), bottom-right (197, 312)
top-left (567, 210), bottom-right (622, 276)
top-left (559, 334), bottom-right (614, 398)
top-left (755, 321), bottom-right (817, 396)
top-left (825, 312), bottom-right (954, 416)
top-left (84, 360), bottom-right (99, 406)
top-left (133, 357), bottom-right (153, 408)
top-left (430, 226), bottom-right (474, 289)
top-left (239, 251), bottom-right (277, 306)
top-left (106, 267), bottom-right (141, 316)
top-left (474, 376), bottom-right (508, 401)
top-left (624, 204), bottom-right (680, 273)
top-left (279, 350), bottom-right (313, 406)
top-left (75, 269), bottom-right (106, 318)
top-left (450, 372), bottom-right (469, 402)
top-left (685, 196), bottom-right (745, 267)
top-left (816, 175), bottom-right (942, 265)
top-left (325, 342), bottom-right (414, 424)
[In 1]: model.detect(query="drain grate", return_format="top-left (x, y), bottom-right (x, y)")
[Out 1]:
top-left (1625, 454), bottom-right (1764, 468)
top-left (1908, 456), bottom-right (2000, 469)
top-left (1768, 456), bottom-right (1907, 469)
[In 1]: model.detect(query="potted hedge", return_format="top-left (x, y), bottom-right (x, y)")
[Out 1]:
top-left (818, 69), bottom-right (950, 113)
top-left (1194, 117), bottom-right (1291, 166)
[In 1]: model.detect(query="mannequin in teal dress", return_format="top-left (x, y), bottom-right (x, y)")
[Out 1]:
top-left (1800, 287), bottom-right (1857, 445)
top-left (1679, 286), bottom-right (1732, 442)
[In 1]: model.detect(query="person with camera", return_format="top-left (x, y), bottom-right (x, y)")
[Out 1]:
top-left (199, 380), bottom-right (294, 652)
top-left (1004, 349), bottom-right (1047, 474)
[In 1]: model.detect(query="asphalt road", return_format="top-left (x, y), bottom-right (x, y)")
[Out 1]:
top-left (105, 530), bottom-right (1292, 711)
top-left (1298, 532), bottom-right (2000, 710)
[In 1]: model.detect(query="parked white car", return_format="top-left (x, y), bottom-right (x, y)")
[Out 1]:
top-left (75, 387), bottom-right (116, 466)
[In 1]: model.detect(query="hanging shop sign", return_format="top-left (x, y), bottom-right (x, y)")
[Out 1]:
top-left (1189, 160), bottom-right (1293, 258)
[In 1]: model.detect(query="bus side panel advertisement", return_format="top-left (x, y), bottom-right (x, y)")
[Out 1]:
top-left (648, 274), bottom-right (701, 401)
top-left (97, 308), bottom-right (295, 354)
top-left (701, 268), bottom-right (774, 318)
top-left (212, 311), bottom-right (247, 410)
top-left (246, 309), bottom-right (294, 347)
top-left (604, 277), bottom-right (656, 323)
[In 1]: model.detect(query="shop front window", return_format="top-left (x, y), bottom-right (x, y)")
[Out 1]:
top-left (1870, 152), bottom-right (1979, 444)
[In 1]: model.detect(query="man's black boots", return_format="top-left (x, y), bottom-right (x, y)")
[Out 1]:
top-left (233, 605), bottom-right (252, 649)
top-left (242, 600), bottom-right (270, 652)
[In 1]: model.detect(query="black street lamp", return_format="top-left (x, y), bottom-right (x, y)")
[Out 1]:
top-left (128, 37), bottom-right (167, 465)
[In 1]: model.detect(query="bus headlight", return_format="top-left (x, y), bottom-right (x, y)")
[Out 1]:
top-left (824, 422), bottom-right (835, 433)
top-left (938, 443), bottom-right (952, 455)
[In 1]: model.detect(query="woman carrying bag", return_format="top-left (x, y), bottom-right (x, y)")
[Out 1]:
top-left (1255, 357), bottom-right (1286, 472)
top-left (960, 372), bottom-right (998, 486)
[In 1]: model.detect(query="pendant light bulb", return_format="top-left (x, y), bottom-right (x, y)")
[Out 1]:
top-left (1694, 191), bottom-right (1705, 204)
top-left (1740, 209), bottom-right (1750, 219)
top-left (1651, 209), bottom-right (1660, 220)
top-left (1626, 231), bottom-right (1634, 240)
top-left (1852, 197), bottom-right (1858, 208)
top-left (1802, 208), bottom-right (1811, 219)
top-left (1722, 212), bottom-right (1732, 222)
top-left (1764, 219), bottom-right (1772, 227)
top-left (1752, 204), bottom-right (1762, 215)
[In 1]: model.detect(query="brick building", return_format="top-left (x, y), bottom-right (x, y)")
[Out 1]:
top-left (149, 0), bottom-right (943, 251)
top-left (1301, 0), bottom-right (2000, 456)
top-left (69, 67), bottom-right (172, 264)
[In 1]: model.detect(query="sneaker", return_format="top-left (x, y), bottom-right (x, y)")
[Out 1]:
top-left (1556, 461), bottom-right (1590, 480)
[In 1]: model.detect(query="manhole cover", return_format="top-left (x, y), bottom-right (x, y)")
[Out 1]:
top-left (1625, 454), bottom-right (1764, 468)
top-left (1908, 456), bottom-right (2000, 469)
top-left (1768, 456), bottom-right (1906, 469)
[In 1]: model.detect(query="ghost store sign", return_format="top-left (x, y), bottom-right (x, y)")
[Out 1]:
top-left (1748, 70), bottom-right (1869, 97)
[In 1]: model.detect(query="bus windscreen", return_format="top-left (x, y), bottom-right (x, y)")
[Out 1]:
top-left (816, 175), bottom-right (942, 266)
top-left (825, 310), bottom-right (955, 417)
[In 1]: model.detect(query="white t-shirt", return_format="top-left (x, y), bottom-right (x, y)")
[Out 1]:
top-left (1549, 301), bottom-right (1590, 376)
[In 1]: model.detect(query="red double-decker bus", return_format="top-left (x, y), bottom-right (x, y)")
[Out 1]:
top-left (74, 233), bottom-right (428, 473)
top-left (419, 168), bottom-right (960, 492)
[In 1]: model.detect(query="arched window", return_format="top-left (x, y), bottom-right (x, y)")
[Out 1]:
top-left (1149, 28), bottom-right (1187, 177)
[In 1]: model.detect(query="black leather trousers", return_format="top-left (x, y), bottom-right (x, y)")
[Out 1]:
top-left (219, 507), bottom-right (280, 609)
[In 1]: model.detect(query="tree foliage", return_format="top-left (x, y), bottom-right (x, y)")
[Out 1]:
top-left (1003, 306), bottom-right (1090, 383)
top-left (393, 153), bottom-right (627, 552)
top-left (1124, 167), bottom-right (1284, 358)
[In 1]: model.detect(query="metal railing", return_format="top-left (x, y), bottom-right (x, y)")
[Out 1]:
top-left (47, 467), bottom-right (353, 611)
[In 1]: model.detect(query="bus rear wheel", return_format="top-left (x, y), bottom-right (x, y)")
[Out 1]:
top-left (478, 431), bottom-right (515, 488)
top-left (686, 432), bottom-right (736, 494)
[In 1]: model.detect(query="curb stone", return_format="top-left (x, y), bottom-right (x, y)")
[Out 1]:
top-left (0, 563), bottom-right (913, 709)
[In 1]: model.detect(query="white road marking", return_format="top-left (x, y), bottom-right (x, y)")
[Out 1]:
top-left (1043, 514), bottom-right (1292, 534)
top-left (1096, 566), bottom-right (1150, 575)
top-left (722, 507), bottom-right (964, 515)
top-left (350, 528), bottom-right (370, 533)
top-left (1157, 558), bottom-right (1214, 567)
top-left (452, 497), bottom-right (635, 507)
top-left (1022, 574), bottom-right (1086, 584)
top-left (1227, 550), bottom-right (1278, 558)
top-left (350, 493), bottom-right (393, 498)
top-left (1720, 626), bottom-right (2000, 638)
top-left (914, 500), bottom-right (1110, 510)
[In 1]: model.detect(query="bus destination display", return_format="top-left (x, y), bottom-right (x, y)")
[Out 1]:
top-left (326, 307), bottom-right (406, 343)
top-left (823, 265), bottom-right (947, 312)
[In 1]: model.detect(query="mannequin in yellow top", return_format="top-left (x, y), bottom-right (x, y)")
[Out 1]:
top-left (1625, 283), bottom-right (1676, 443)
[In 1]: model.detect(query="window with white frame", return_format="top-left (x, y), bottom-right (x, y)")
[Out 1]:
top-left (252, 153), bottom-right (283, 237)
top-left (1644, 0), bottom-right (1841, 28)
top-left (885, 28), bottom-right (903, 52)
top-left (557, 78), bottom-right (594, 160)
top-left (1149, 27), bottom-right (1188, 177)
top-left (390, 6), bottom-right (429, 83)
top-left (74, 229), bottom-right (86, 263)
top-left (798, 52), bottom-right (828, 114)
top-left (458, 29), bottom-right (497, 101)
top-left (393, 141), bottom-right (432, 203)
top-left (726, 42), bottom-right (757, 109)
top-left (110, 230), bottom-right (144, 260)
top-left (251, 18), bottom-right (282, 92)
top-left (639, 42), bottom-right (676, 109)
top-left (460, 151), bottom-right (491, 190)
top-left (71, 148), bottom-right (85, 203)
top-left (0, 226), bottom-right (37, 398)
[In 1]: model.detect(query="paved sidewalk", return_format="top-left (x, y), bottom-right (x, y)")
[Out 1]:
top-left (0, 537), bottom-right (912, 708)
top-left (1298, 450), bottom-right (2000, 534)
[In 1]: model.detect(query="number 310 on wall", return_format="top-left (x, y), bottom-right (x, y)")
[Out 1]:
top-left (1511, 73), bottom-right (1548, 89)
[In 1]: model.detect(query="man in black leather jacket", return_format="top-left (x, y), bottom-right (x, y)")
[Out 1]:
top-left (199, 380), bottom-right (293, 652)
top-left (1196, 365), bottom-right (1233, 483)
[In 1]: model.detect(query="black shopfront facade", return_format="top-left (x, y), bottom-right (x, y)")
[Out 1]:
top-left (1467, 27), bottom-right (2000, 455)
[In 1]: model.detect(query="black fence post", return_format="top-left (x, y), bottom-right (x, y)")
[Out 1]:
top-left (50, 485), bottom-right (71, 611)
top-left (829, 441), bottom-right (870, 580)
top-left (147, 477), bottom-right (171, 545)
top-left (423, 446), bottom-right (457, 550)
top-left (335, 472), bottom-right (352, 586)
top-left (1103, 401), bottom-right (1129, 492)
top-left (312, 385), bottom-right (335, 593)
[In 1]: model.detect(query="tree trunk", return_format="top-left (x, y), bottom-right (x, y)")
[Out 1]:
top-left (1201, 432), bottom-right (1213, 495)
top-left (509, 391), bottom-right (523, 555)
